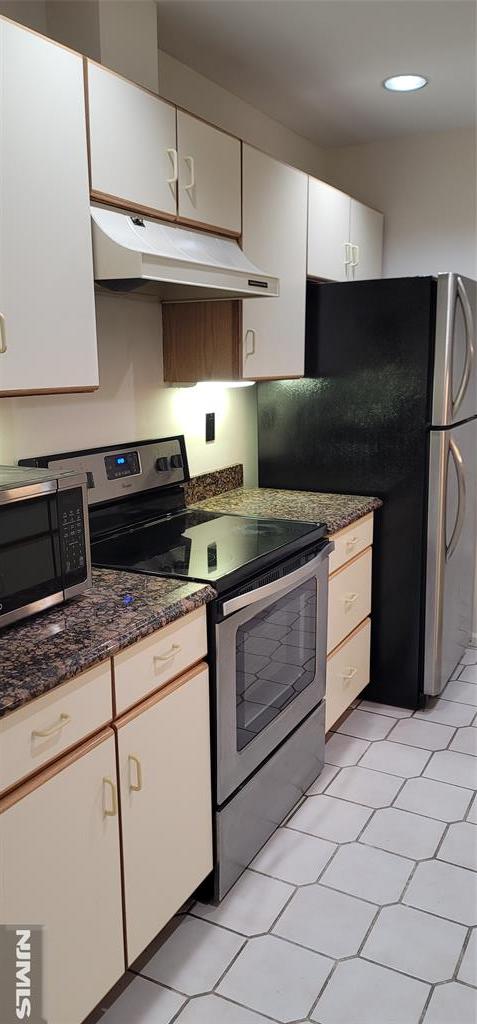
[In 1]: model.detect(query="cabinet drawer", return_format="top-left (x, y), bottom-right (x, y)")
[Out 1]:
top-left (326, 619), bottom-right (371, 731)
top-left (113, 607), bottom-right (207, 714)
top-left (329, 514), bottom-right (373, 575)
top-left (327, 548), bottom-right (372, 653)
top-left (0, 662), bottom-right (112, 795)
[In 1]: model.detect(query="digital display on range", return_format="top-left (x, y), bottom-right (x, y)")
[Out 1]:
top-left (104, 451), bottom-right (140, 480)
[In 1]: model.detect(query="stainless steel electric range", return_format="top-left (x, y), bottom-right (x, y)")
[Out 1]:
top-left (22, 436), bottom-right (332, 899)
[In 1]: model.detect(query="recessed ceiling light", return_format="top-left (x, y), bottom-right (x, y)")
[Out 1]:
top-left (383, 74), bottom-right (428, 92)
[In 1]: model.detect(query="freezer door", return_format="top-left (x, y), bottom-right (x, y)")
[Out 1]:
top-left (432, 274), bottom-right (476, 426)
top-left (424, 419), bottom-right (476, 695)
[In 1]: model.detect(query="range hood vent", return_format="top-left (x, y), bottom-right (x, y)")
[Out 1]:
top-left (91, 206), bottom-right (279, 302)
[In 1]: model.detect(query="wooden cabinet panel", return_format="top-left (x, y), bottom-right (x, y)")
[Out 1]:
top-left (0, 661), bottom-right (112, 795)
top-left (113, 607), bottom-right (207, 714)
top-left (163, 300), bottom-right (242, 383)
top-left (307, 178), bottom-right (351, 282)
top-left (328, 514), bottom-right (374, 575)
top-left (0, 20), bottom-right (98, 394)
top-left (327, 548), bottom-right (372, 653)
top-left (0, 731), bottom-right (124, 1024)
top-left (242, 146), bottom-right (308, 379)
top-left (116, 663), bottom-right (213, 965)
top-left (177, 111), bottom-right (241, 235)
top-left (349, 199), bottom-right (384, 281)
top-left (326, 618), bottom-right (371, 730)
top-left (87, 61), bottom-right (177, 218)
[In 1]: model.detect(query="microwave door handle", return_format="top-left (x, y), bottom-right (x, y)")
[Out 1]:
top-left (452, 276), bottom-right (475, 420)
top-left (222, 542), bottom-right (333, 617)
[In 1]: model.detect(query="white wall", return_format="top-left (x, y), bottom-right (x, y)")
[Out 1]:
top-left (0, 293), bottom-right (258, 484)
top-left (325, 127), bottom-right (477, 279)
top-left (158, 50), bottom-right (326, 178)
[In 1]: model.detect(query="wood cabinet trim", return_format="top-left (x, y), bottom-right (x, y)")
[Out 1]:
top-left (329, 543), bottom-right (372, 579)
top-left (330, 512), bottom-right (374, 541)
top-left (90, 189), bottom-right (177, 223)
top-left (114, 661), bottom-right (208, 729)
top-left (327, 615), bottom-right (371, 660)
top-left (0, 727), bottom-right (114, 813)
top-left (175, 215), bottom-right (241, 239)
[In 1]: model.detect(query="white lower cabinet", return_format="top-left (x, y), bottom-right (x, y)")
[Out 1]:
top-left (326, 618), bottom-right (371, 731)
top-left (0, 731), bottom-right (124, 1024)
top-left (116, 662), bottom-right (213, 965)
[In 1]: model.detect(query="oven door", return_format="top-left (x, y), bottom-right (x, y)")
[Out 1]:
top-left (215, 542), bottom-right (332, 805)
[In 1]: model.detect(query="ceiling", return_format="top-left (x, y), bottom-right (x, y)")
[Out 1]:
top-left (156, 0), bottom-right (476, 147)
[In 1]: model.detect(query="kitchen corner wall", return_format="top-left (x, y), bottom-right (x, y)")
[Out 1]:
top-left (0, 293), bottom-right (258, 483)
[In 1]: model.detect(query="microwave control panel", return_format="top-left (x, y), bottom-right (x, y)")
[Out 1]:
top-left (59, 488), bottom-right (86, 577)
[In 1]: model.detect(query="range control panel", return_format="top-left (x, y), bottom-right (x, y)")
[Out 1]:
top-left (20, 437), bottom-right (189, 507)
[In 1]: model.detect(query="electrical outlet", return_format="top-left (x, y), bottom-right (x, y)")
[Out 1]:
top-left (205, 412), bottom-right (215, 442)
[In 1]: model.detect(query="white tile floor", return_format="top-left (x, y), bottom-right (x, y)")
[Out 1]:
top-left (99, 651), bottom-right (477, 1024)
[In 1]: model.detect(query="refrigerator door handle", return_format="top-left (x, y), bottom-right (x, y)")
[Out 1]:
top-left (452, 276), bottom-right (475, 420)
top-left (446, 437), bottom-right (466, 561)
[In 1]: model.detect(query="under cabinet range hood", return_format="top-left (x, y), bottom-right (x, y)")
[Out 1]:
top-left (91, 206), bottom-right (279, 301)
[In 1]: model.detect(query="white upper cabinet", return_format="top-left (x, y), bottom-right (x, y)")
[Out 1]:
top-left (242, 146), bottom-right (308, 379)
top-left (349, 198), bottom-right (384, 281)
top-left (177, 111), bottom-right (241, 235)
top-left (308, 177), bottom-right (383, 283)
top-left (87, 62), bottom-right (177, 218)
top-left (0, 20), bottom-right (98, 395)
top-left (308, 178), bottom-right (351, 282)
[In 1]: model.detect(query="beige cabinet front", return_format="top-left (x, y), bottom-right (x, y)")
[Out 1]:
top-left (307, 178), bottom-right (351, 282)
top-left (242, 145), bottom-right (308, 378)
top-left (327, 547), bottom-right (372, 653)
top-left (0, 732), bottom-right (124, 1024)
top-left (349, 199), bottom-right (384, 281)
top-left (87, 61), bottom-right (177, 218)
top-left (177, 111), bottom-right (241, 234)
top-left (0, 19), bottom-right (98, 395)
top-left (116, 663), bottom-right (213, 965)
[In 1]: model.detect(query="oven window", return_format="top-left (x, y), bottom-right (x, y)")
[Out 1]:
top-left (0, 495), bottom-right (62, 613)
top-left (236, 578), bottom-right (317, 751)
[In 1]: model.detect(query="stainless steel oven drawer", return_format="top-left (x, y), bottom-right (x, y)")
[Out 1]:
top-left (215, 700), bottom-right (325, 901)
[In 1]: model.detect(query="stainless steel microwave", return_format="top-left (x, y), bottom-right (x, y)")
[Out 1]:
top-left (0, 466), bottom-right (91, 629)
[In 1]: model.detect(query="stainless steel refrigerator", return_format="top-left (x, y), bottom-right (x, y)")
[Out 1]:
top-left (258, 274), bottom-right (476, 708)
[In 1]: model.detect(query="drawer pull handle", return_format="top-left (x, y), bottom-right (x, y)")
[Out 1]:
top-left (154, 643), bottom-right (182, 667)
top-left (345, 536), bottom-right (359, 551)
top-left (340, 666), bottom-right (358, 681)
top-left (31, 712), bottom-right (71, 739)
top-left (103, 777), bottom-right (118, 817)
top-left (128, 754), bottom-right (143, 792)
top-left (343, 592), bottom-right (359, 608)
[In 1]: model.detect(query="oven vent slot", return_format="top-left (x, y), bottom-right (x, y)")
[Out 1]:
top-left (228, 547), bottom-right (320, 603)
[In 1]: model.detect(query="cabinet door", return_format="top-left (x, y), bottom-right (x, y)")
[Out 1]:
top-left (0, 732), bottom-right (124, 1024)
top-left (307, 178), bottom-right (351, 282)
top-left (242, 146), bottom-right (308, 378)
top-left (117, 664), bottom-right (213, 965)
top-left (177, 111), bottom-right (241, 235)
top-left (349, 199), bottom-right (384, 281)
top-left (87, 62), bottom-right (177, 218)
top-left (0, 21), bottom-right (98, 394)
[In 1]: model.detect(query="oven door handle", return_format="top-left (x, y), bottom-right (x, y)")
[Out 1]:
top-left (221, 542), bottom-right (334, 617)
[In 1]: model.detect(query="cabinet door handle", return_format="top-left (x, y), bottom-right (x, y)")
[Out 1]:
top-left (0, 313), bottom-right (7, 355)
top-left (343, 592), bottom-right (359, 608)
top-left (184, 155), bottom-right (195, 191)
top-left (340, 666), bottom-right (358, 681)
top-left (153, 643), bottom-right (181, 667)
top-left (344, 242), bottom-right (352, 266)
top-left (103, 777), bottom-right (118, 817)
top-left (31, 712), bottom-right (71, 739)
top-left (167, 147), bottom-right (178, 185)
top-left (345, 536), bottom-right (359, 552)
top-left (128, 755), bottom-right (143, 792)
top-left (351, 244), bottom-right (360, 268)
top-left (245, 329), bottom-right (256, 357)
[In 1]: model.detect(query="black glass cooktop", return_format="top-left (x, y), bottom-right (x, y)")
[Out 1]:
top-left (92, 509), bottom-right (325, 591)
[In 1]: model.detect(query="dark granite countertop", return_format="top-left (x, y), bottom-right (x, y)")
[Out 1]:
top-left (0, 569), bottom-right (215, 718)
top-left (193, 487), bottom-right (382, 535)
